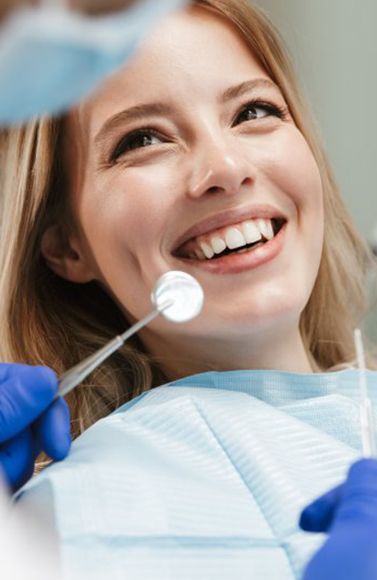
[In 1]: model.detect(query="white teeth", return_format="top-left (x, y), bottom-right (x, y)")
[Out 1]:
top-left (199, 241), bottom-right (215, 259)
top-left (194, 248), bottom-right (206, 260)
top-left (186, 218), bottom-right (278, 260)
top-left (210, 236), bottom-right (227, 254)
top-left (225, 227), bottom-right (247, 250)
top-left (257, 218), bottom-right (274, 240)
top-left (241, 220), bottom-right (262, 244)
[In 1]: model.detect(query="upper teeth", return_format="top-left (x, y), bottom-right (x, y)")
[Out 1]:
top-left (190, 218), bottom-right (275, 260)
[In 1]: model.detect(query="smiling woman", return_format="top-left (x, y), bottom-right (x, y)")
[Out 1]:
top-left (0, 0), bottom-right (370, 409)
top-left (47, 2), bottom-right (326, 380)
top-left (0, 0), bottom-right (376, 578)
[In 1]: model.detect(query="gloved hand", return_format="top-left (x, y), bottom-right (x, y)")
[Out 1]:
top-left (300, 458), bottom-right (377, 580)
top-left (0, 364), bottom-right (71, 493)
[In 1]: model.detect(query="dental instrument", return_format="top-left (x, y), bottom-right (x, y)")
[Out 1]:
top-left (354, 328), bottom-right (377, 457)
top-left (57, 271), bottom-right (204, 398)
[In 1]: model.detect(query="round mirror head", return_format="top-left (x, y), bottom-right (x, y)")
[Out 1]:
top-left (151, 271), bottom-right (204, 323)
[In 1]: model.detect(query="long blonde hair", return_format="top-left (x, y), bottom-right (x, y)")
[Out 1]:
top-left (0, 0), bottom-right (375, 437)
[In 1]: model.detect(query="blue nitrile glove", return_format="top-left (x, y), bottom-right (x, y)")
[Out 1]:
top-left (0, 0), bottom-right (187, 124)
top-left (300, 458), bottom-right (377, 580)
top-left (0, 363), bottom-right (71, 492)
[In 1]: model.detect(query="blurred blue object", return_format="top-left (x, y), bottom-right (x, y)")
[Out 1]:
top-left (0, 363), bottom-right (71, 492)
top-left (0, 0), bottom-right (187, 124)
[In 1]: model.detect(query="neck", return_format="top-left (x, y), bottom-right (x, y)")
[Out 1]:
top-left (141, 323), bottom-right (315, 383)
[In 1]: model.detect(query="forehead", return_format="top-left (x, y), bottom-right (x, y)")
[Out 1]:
top-left (78, 7), bottom-right (270, 132)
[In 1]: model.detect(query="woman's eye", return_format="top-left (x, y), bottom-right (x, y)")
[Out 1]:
top-left (234, 101), bottom-right (285, 125)
top-left (111, 130), bottom-right (163, 161)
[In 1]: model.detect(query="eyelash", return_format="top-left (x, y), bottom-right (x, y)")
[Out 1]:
top-left (235, 99), bottom-right (287, 124)
top-left (109, 99), bottom-right (287, 163)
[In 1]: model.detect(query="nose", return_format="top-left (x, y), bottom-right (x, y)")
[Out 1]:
top-left (187, 132), bottom-right (255, 199)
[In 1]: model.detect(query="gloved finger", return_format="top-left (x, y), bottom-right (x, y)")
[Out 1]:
top-left (33, 398), bottom-right (71, 461)
top-left (0, 428), bottom-right (40, 492)
top-left (0, 365), bottom-right (58, 442)
top-left (299, 484), bottom-right (343, 532)
top-left (334, 459), bottom-right (377, 525)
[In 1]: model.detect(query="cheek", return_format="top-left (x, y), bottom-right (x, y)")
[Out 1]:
top-left (117, 165), bottom-right (180, 232)
top-left (262, 127), bottom-right (324, 215)
top-left (81, 164), bottom-right (174, 239)
top-left (76, 163), bottom-right (180, 296)
top-left (259, 129), bottom-right (324, 289)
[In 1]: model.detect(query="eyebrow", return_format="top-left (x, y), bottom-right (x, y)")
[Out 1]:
top-left (220, 78), bottom-right (279, 103)
top-left (94, 77), bottom-right (280, 148)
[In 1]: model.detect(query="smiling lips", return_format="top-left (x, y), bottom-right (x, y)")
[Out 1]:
top-left (175, 217), bottom-right (286, 261)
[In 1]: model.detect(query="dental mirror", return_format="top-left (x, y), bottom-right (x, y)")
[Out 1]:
top-left (151, 270), bottom-right (204, 323)
top-left (58, 270), bottom-right (204, 398)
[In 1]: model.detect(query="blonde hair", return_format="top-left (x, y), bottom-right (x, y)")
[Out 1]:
top-left (0, 0), bottom-right (375, 438)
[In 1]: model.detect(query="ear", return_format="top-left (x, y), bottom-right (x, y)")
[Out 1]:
top-left (41, 224), bottom-right (96, 283)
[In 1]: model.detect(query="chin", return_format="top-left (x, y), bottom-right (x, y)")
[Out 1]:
top-left (210, 290), bottom-right (308, 334)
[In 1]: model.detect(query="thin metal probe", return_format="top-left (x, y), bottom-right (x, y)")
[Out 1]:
top-left (57, 300), bottom-right (172, 399)
top-left (354, 328), bottom-right (377, 457)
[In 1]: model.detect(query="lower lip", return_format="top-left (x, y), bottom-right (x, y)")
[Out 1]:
top-left (176, 223), bottom-right (287, 275)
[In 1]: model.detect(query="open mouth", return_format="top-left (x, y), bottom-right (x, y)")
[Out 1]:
top-left (173, 217), bottom-right (286, 262)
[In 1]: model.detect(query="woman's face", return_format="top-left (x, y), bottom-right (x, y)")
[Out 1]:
top-left (55, 7), bottom-right (324, 374)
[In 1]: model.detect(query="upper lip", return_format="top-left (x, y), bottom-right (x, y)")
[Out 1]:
top-left (172, 203), bottom-right (288, 254)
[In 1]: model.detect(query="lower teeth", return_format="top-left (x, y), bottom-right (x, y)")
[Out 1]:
top-left (189, 241), bottom-right (267, 261)
top-left (222, 241), bottom-right (264, 257)
top-left (234, 245), bottom-right (260, 255)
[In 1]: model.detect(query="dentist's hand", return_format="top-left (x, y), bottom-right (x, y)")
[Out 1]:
top-left (0, 364), bottom-right (71, 492)
top-left (300, 459), bottom-right (377, 580)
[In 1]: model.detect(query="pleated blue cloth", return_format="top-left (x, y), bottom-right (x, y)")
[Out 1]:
top-left (18, 369), bottom-right (376, 580)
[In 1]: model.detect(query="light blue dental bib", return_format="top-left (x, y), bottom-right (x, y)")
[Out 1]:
top-left (18, 369), bottom-right (375, 579)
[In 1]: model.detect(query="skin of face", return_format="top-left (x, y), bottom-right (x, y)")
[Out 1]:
top-left (43, 7), bottom-right (324, 378)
